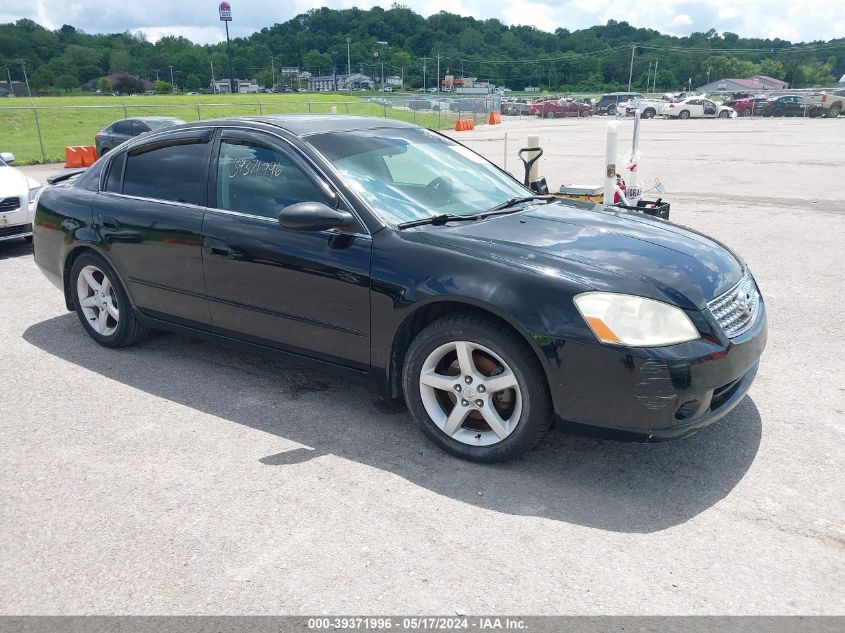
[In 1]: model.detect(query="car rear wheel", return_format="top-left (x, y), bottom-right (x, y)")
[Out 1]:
top-left (71, 252), bottom-right (148, 348)
top-left (828, 105), bottom-right (841, 118)
top-left (679, 110), bottom-right (690, 119)
top-left (606, 105), bottom-right (616, 115)
top-left (739, 109), bottom-right (751, 117)
top-left (402, 313), bottom-right (552, 462)
top-left (545, 111), bottom-right (555, 119)
top-left (642, 108), bottom-right (655, 119)
top-left (772, 107), bottom-right (784, 117)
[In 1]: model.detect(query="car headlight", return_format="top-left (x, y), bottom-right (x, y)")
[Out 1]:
top-left (574, 292), bottom-right (699, 347)
top-left (28, 186), bottom-right (44, 205)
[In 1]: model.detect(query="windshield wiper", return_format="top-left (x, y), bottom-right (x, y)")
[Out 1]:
top-left (396, 196), bottom-right (556, 230)
top-left (397, 214), bottom-right (481, 230)
top-left (481, 195), bottom-right (556, 216)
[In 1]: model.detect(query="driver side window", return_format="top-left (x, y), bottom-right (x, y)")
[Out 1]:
top-left (216, 139), bottom-right (328, 218)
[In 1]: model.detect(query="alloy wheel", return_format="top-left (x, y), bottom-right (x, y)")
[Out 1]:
top-left (76, 264), bottom-right (120, 336)
top-left (418, 340), bottom-right (522, 446)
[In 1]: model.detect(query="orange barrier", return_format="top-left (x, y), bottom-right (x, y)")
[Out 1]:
top-left (488, 111), bottom-right (502, 125)
top-left (453, 119), bottom-right (476, 131)
top-left (64, 146), bottom-right (82, 168)
top-left (64, 145), bottom-right (98, 168)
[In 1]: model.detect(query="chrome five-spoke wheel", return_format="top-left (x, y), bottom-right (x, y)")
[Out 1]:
top-left (419, 340), bottom-right (522, 446)
top-left (76, 264), bottom-right (120, 336)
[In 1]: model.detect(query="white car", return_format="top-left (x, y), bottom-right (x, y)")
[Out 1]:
top-left (662, 97), bottom-right (735, 119)
top-left (0, 152), bottom-right (42, 243)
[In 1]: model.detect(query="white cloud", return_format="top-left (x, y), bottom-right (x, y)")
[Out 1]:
top-left (2, 0), bottom-right (843, 43)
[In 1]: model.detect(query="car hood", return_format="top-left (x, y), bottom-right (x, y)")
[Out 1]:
top-left (0, 165), bottom-right (36, 196)
top-left (417, 202), bottom-right (744, 310)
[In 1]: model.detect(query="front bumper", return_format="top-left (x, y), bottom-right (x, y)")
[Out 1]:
top-left (547, 302), bottom-right (767, 440)
top-left (0, 203), bottom-right (34, 241)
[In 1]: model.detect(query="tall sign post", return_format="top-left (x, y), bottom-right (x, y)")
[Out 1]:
top-left (219, 2), bottom-right (236, 95)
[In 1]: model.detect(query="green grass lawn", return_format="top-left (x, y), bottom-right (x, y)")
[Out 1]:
top-left (0, 93), bottom-right (466, 164)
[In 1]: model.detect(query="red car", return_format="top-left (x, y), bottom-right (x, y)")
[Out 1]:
top-left (732, 97), bottom-right (768, 117)
top-left (532, 98), bottom-right (592, 118)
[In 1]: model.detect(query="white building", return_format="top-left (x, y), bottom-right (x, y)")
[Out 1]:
top-left (212, 79), bottom-right (259, 94)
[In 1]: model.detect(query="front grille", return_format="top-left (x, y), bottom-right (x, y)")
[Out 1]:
top-left (0, 196), bottom-right (22, 212)
top-left (707, 271), bottom-right (761, 338)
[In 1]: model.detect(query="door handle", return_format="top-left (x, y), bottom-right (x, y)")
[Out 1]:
top-left (203, 237), bottom-right (233, 258)
top-left (99, 216), bottom-right (118, 229)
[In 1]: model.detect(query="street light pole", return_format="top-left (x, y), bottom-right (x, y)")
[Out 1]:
top-left (169, 65), bottom-right (175, 93)
top-left (627, 44), bottom-right (636, 92)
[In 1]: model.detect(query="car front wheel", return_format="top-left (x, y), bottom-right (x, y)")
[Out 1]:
top-left (70, 252), bottom-right (148, 348)
top-left (718, 110), bottom-right (730, 118)
top-left (402, 313), bottom-right (552, 462)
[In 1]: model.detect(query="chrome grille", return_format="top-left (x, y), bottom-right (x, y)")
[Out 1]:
top-left (707, 272), bottom-right (761, 338)
top-left (0, 196), bottom-right (22, 212)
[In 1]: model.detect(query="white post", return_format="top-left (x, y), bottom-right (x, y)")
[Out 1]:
top-left (331, 106), bottom-right (337, 114)
top-left (503, 132), bottom-right (508, 171)
top-left (527, 134), bottom-right (540, 184)
top-left (604, 122), bottom-right (618, 205)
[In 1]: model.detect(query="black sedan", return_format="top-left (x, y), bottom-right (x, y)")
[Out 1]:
top-left (758, 95), bottom-right (806, 117)
top-left (33, 116), bottom-right (766, 462)
top-left (94, 116), bottom-right (186, 155)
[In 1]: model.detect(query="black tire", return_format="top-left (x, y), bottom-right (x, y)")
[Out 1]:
top-left (718, 110), bottom-right (730, 119)
top-left (739, 109), bottom-right (751, 117)
top-left (828, 104), bottom-right (841, 118)
top-left (70, 252), bottom-right (148, 348)
top-left (606, 105), bottom-right (616, 115)
top-left (772, 107), bottom-right (784, 117)
top-left (545, 111), bottom-right (555, 119)
top-left (642, 108), bottom-right (655, 119)
top-left (679, 110), bottom-right (691, 119)
top-left (402, 313), bottom-right (553, 463)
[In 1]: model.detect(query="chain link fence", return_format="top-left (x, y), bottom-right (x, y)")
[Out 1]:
top-left (0, 93), bottom-right (503, 164)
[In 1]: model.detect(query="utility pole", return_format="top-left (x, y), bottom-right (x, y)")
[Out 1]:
top-left (169, 65), bottom-right (175, 93)
top-left (436, 54), bottom-right (441, 93)
top-left (627, 44), bottom-right (636, 92)
top-left (346, 38), bottom-right (351, 93)
top-left (271, 57), bottom-right (275, 89)
top-left (646, 61), bottom-right (652, 95)
top-left (421, 56), bottom-right (428, 91)
top-left (19, 59), bottom-right (45, 162)
top-left (653, 58), bottom-right (659, 94)
top-left (210, 60), bottom-right (215, 92)
top-left (6, 67), bottom-right (12, 94)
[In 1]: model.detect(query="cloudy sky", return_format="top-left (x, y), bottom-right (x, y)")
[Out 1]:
top-left (4, 0), bottom-right (843, 44)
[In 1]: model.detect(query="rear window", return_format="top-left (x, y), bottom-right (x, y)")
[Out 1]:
top-left (122, 138), bottom-right (210, 205)
top-left (145, 118), bottom-right (185, 131)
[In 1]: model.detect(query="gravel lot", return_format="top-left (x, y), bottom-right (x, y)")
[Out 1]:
top-left (1, 115), bottom-right (843, 615)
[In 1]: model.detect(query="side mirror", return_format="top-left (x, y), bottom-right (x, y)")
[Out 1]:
top-left (0, 152), bottom-right (15, 164)
top-left (279, 201), bottom-right (354, 232)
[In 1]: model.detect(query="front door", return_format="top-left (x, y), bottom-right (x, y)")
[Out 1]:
top-left (702, 99), bottom-right (718, 118)
top-left (201, 129), bottom-right (372, 367)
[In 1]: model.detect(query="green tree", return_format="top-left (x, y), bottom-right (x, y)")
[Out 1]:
top-left (31, 66), bottom-right (55, 90)
top-left (154, 79), bottom-right (170, 94)
top-left (56, 74), bottom-right (78, 92)
top-left (96, 77), bottom-right (112, 92)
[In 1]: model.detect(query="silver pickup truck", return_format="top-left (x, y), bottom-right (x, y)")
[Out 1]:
top-left (802, 89), bottom-right (844, 118)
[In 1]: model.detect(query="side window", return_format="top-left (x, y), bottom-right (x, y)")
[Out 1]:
top-left (104, 153), bottom-right (126, 193)
top-left (131, 120), bottom-right (148, 135)
top-left (113, 120), bottom-right (132, 135)
top-left (216, 139), bottom-right (328, 218)
top-left (123, 139), bottom-right (210, 205)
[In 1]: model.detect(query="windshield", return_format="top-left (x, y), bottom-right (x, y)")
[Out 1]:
top-left (307, 127), bottom-right (530, 225)
top-left (145, 118), bottom-right (185, 130)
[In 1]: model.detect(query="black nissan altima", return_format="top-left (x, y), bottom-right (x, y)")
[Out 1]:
top-left (33, 115), bottom-right (766, 462)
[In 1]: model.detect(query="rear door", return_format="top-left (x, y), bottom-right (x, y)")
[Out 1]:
top-left (201, 129), bottom-right (372, 366)
top-left (94, 130), bottom-right (213, 325)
